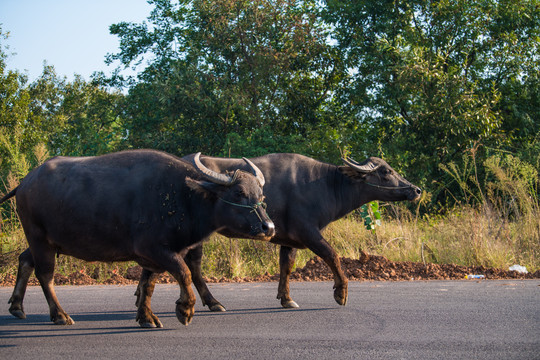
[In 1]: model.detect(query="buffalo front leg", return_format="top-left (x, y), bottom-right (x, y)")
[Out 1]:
top-left (277, 246), bottom-right (299, 308)
top-left (135, 269), bottom-right (162, 328)
top-left (170, 259), bottom-right (196, 326)
top-left (185, 245), bottom-right (226, 312)
top-left (136, 248), bottom-right (196, 326)
top-left (8, 248), bottom-right (34, 319)
top-left (135, 245), bottom-right (226, 314)
top-left (303, 232), bottom-right (348, 306)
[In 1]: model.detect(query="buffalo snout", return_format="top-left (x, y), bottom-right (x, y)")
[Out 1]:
top-left (261, 220), bottom-right (276, 238)
top-left (408, 186), bottom-right (422, 201)
top-left (252, 212), bottom-right (275, 240)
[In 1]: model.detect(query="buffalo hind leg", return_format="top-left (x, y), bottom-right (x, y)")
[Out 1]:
top-left (8, 248), bottom-right (34, 319)
top-left (135, 269), bottom-right (162, 328)
top-left (185, 245), bottom-right (225, 312)
top-left (277, 246), bottom-right (299, 308)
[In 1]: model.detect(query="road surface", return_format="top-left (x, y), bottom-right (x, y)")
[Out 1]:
top-left (0, 280), bottom-right (538, 359)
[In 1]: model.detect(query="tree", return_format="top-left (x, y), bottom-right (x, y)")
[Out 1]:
top-left (107, 0), bottom-right (341, 156)
top-left (0, 27), bottom-right (126, 174)
top-left (0, 28), bottom-right (36, 177)
top-left (50, 75), bottom-right (127, 156)
top-left (324, 0), bottom-right (540, 191)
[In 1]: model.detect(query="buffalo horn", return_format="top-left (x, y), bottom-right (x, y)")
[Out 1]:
top-left (342, 157), bottom-right (380, 173)
top-left (193, 152), bottom-right (234, 185)
top-left (242, 157), bottom-right (265, 187)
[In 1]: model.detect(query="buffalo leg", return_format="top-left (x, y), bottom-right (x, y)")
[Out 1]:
top-left (135, 245), bottom-right (226, 314)
top-left (135, 247), bottom-right (196, 326)
top-left (185, 245), bottom-right (226, 312)
top-left (276, 246), bottom-right (299, 308)
top-left (135, 269), bottom-right (162, 328)
top-left (298, 230), bottom-right (348, 306)
top-left (8, 248), bottom-right (34, 319)
top-left (135, 268), bottom-right (157, 308)
top-left (29, 239), bottom-right (74, 325)
top-left (169, 259), bottom-right (196, 326)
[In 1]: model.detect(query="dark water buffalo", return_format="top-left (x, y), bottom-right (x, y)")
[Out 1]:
top-left (137, 153), bottom-right (421, 312)
top-left (1, 150), bottom-right (274, 327)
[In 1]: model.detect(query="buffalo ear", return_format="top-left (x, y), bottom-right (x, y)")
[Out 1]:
top-left (186, 177), bottom-right (224, 199)
top-left (338, 166), bottom-right (367, 181)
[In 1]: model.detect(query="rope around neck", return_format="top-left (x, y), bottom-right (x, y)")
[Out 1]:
top-left (219, 198), bottom-right (268, 222)
top-left (364, 182), bottom-right (413, 190)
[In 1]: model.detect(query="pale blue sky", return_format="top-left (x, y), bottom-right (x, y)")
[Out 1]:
top-left (0, 0), bottom-right (153, 81)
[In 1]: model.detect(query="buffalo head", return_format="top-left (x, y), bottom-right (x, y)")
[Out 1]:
top-left (341, 157), bottom-right (422, 202)
top-left (187, 152), bottom-right (275, 240)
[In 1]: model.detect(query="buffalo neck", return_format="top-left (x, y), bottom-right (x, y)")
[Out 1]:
top-left (158, 174), bottom-right (219, 249)
top-left (186, 194), bottom-right (220, 240)
top-left (333, 167), bottom-right (373, 221)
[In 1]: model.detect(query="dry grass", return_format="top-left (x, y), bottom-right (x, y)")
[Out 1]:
top-left (202, 236), bottom-right (281, 279)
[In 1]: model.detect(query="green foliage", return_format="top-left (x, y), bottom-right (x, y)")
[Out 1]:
top-left (0, 127), bottom-right (30, 181)
top-left (49, 76), bottom-right (127, 156)
top-left (223, 127), bottom-right (307, 158)
top-left (107, 0), bottom-right (341, 156)
top-left (324, 0), bottom-right (540, 197)
top-left (359, 201), bottom-right (382, 231)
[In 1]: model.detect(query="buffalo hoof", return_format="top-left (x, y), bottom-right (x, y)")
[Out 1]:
top-left (137, 313), bottom-right (163, 328)
top-left (334, 288), bottom-right (348, 306)
top-left (208, 303), bottom-right (226, 312)
top-left (53, 314), bottom-right (75, 325)
top-left (139, 319), bottom-right (163, 328)
top-left (281, 300), bottom-right (299, 309)
top-left (175, 305), bottom-right (194, 326)
top-left (9, 308), bottom-right (26, 319)
top-left (136, 306), bottom-right (163, 328)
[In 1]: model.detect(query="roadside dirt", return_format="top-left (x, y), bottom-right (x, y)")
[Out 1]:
top-left (1, 251), bottom-right (538, 286)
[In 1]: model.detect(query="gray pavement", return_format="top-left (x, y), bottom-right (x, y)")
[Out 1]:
top-left (0, 280), bottom-right (538, 359)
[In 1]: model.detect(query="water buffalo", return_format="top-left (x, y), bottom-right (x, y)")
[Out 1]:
top-left (137, 153), bottom-right (421, 312)
top-left (1, 150), bottom-right (275, 327)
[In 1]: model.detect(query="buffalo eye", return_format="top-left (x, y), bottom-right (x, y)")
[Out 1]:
top-left (235, 189), bottom-right (248, 200)
top-left (381, 169), bottom-right (393, 181)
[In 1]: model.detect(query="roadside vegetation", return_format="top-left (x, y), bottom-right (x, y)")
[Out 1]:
top-left (1, 144), bottom-right (537, 280)
top-left (1, 1), bottom-right (539, 280)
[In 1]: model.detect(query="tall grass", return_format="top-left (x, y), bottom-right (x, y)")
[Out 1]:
top-left (424, 150), bottom-right (538, 270)
top-left (1, 149), bottom-right (538, 282)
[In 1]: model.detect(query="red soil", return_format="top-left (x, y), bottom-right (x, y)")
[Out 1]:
top-left (1, 251), bottom-right (537, 286)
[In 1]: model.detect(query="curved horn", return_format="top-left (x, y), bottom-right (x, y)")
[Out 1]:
top-left (242, 157), bottom-right (265, 187)
top-left (193, 152), bottom-right (234, 185)
top-left (342, 157), bottom-right (380, 174)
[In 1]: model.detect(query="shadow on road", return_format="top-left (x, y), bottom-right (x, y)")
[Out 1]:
top-left (194, 306), bottom-right (334, 317)
top-left (0, 310), bottom-right (175, 339)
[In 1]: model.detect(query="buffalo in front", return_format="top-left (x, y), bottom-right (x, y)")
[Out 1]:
top-left (1, 150), bottom-right (274, 327)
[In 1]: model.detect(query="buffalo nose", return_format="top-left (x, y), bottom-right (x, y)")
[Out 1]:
top-left (262, 221), bottom-right (276, 237)
top-left (414, 187), bottom-right (422, 196)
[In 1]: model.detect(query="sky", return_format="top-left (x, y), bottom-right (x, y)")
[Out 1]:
top-left (0, 0), bottom-right (153, 82)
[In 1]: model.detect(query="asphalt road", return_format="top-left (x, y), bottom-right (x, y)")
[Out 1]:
top-left (0, 280), bottom-right (538, 359)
